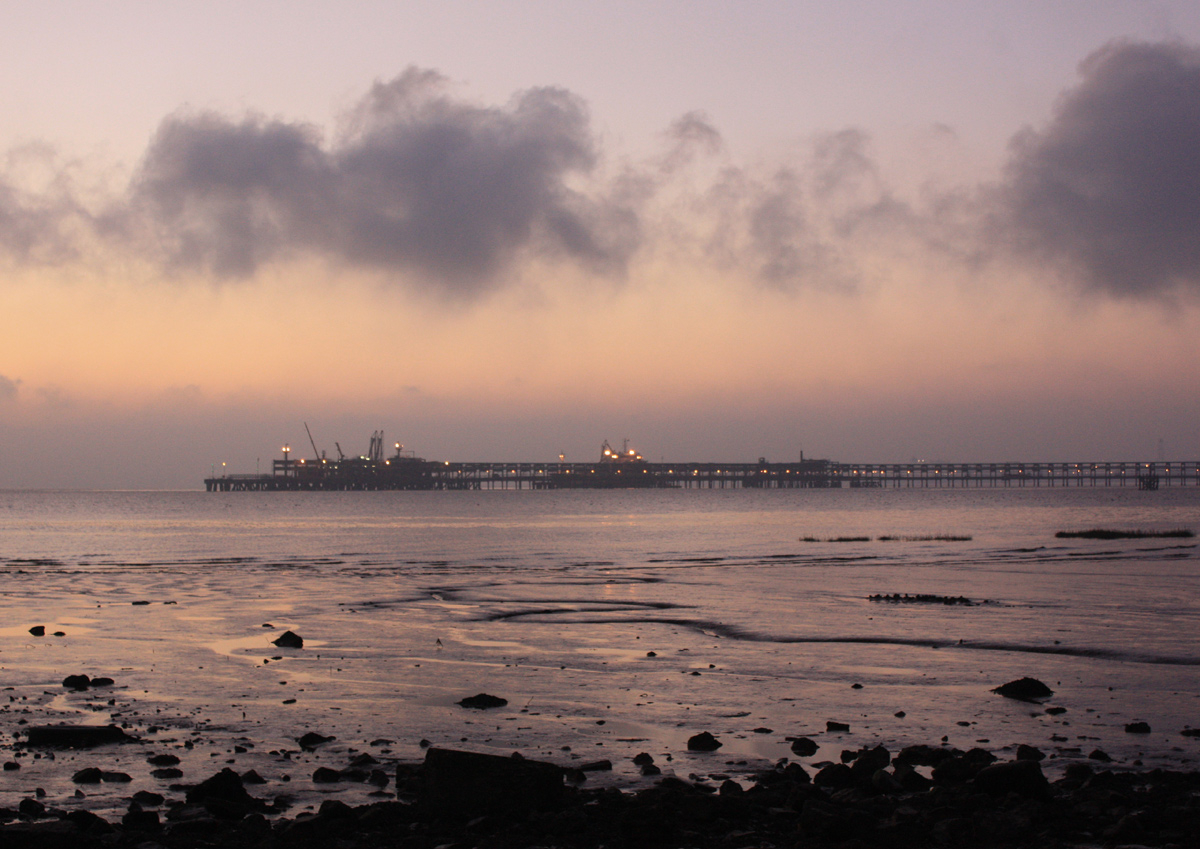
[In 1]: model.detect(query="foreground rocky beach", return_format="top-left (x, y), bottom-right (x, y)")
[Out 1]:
top-left (4, 697), bottom-right (1199, 848)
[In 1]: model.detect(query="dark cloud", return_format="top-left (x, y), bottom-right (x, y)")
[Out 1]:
top-left (131, 68), bottom-right (641, 294)
top-left (1004, 40), bottom-right (1200, 297)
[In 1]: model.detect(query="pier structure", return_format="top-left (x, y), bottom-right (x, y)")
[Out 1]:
top-left (205, 457), bottom-right (1200, 491)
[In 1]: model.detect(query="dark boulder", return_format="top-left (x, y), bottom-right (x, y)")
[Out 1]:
top-left (1125, 721), bottom-right (1152, 734)
top-left (122, 803), bottom-right (160, 831)
top-left (28, 626), bottom-right (44, 637)
top-left (813, 763), bottom-right (855, 790)
top-left (18, 798), bottom-right (45, 818)
top-left (1016, 744), bottom-right (1045, 761)
top-left (790, 737), bottom-right (818, 756)
top-left (973, 759), bottom-right (1050, 798)
top-left (185, 768), bottom-right (267, 819)
top-left (421, 747), bottom-right (564, 817)
top-left (457, 693), bottom-right (507, 709)
top-left (849, 745), bottom-right (891, 783)
top-left (687, 731), bottom-right (722, 751)
top-left (62, 674), bottom-right (91, 691)
top-left (298, 732), bottom-right (335, 750)
top-left (825, 720), bottom-right (850, 732)
top-left (895, 744), bottom-right (961, 767)
top-left (272, 630), bottom-right (304, 648)
top-left (132, 790), bottom-right (165, 807)
top-left (26, 725), bottom-right (131, 748)
top-left (992, 677), bottom-right (1054, 701)
top-left (72, 767), bottom-right (103, 783)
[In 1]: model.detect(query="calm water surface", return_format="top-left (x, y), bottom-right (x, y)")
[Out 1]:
top-left (1, 487), bottom-right (1198, 813)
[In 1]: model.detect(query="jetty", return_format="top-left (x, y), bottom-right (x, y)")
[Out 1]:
top-left (205, 435), bottom-right (1200, 491)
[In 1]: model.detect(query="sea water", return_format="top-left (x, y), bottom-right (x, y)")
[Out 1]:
top-left (1, 486), bottom-right (1198, 815)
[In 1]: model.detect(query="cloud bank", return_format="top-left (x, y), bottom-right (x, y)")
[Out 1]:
top-left (129, 68), bottom-right (640, 294)
top-left (1003, 40), bottom-right (1200, 297)
top-left (2, 43), bottom-right (1200, 301)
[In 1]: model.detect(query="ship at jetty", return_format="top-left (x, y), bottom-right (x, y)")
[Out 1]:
top-left (204, 429), bottom-right (1200, 491)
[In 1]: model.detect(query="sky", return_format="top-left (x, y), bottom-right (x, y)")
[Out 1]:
top-left (3, 1), bottom-right (1200, 488)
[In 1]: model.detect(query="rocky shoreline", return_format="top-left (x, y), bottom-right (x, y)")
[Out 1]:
top-left (3, 731), bottom-right (1199, 848)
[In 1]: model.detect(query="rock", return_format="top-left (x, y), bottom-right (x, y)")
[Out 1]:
top-left (26, 724), bottom-right (131, 748)
top-left (813, 763), bottom-right (855, 789)
top-left (122, 805), bottom-right (160, 831)
top-left (185, 768), bottom-right (267, 819)
top-left (932, 750), bottom-right (995, 784)
top-left (1088, 749), bottom-right (1113, 762)
top-left (632, 752), bottom-right (655, 766)
top-left (687, 731), bottom-right (722, 751)
top-left (992, 677), bottom-right (1054, 700)
top-left (147, 753), bottom-right (180, 766)
top-left (28, 626), bottom-right (44, 637)
top-left (298, 732), bottom-right (335, 750)
top-left (62, 674), bottom-right (91, 691)
top-left (826, 720), bottom-right (850, 732)
top-left (2, 762), bottom-right (18, 771)
top-left (579, 759), bottom-right (612, 772)
top-left (421, 747), bottom-right (564, 817)
top-left (73, 767), bottom-right (103, 784)
top-left (849, 745), bottom-right (891, 783)
top-left (272, 630), bottom-right (304, 648)
top-left (90, 677), bottom-right (114, 687)
top-left (871, 768), bottom-right (903, 794)
top-left (973, 759), bottom-right (1050, 798)
top-left (783, 762), bottom-right (811, 784)
top-left (1125, 721), bottom-right (1152, 734)
top-left (368, 769), bottom-right (390, 787)
top-left (1016, 744), bottom-right (1045, 761)
top-left (312, 767), bottom-right (343, 783)
top-left (65, 810), bottom-right (113, 834)
top-left (152, 767), bottom-right (184, 779)
top-left (892, 761), bottom-right (932, 792)
top-left (241, 769), bottom-right (267, 784)
top-left (640, 762), bottom-right (662, 776)
top-left (790, 737), bottom-right (819, 756)
top-left (457, 693), bottom-right (508, 709)
top-left (18, 798), bottom-right (45, 818)
top-left (132, 790), bottom-right (165, 807)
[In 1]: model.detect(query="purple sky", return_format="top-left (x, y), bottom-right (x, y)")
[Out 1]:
top-left (2, 2), bottom-right (1200, 488)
